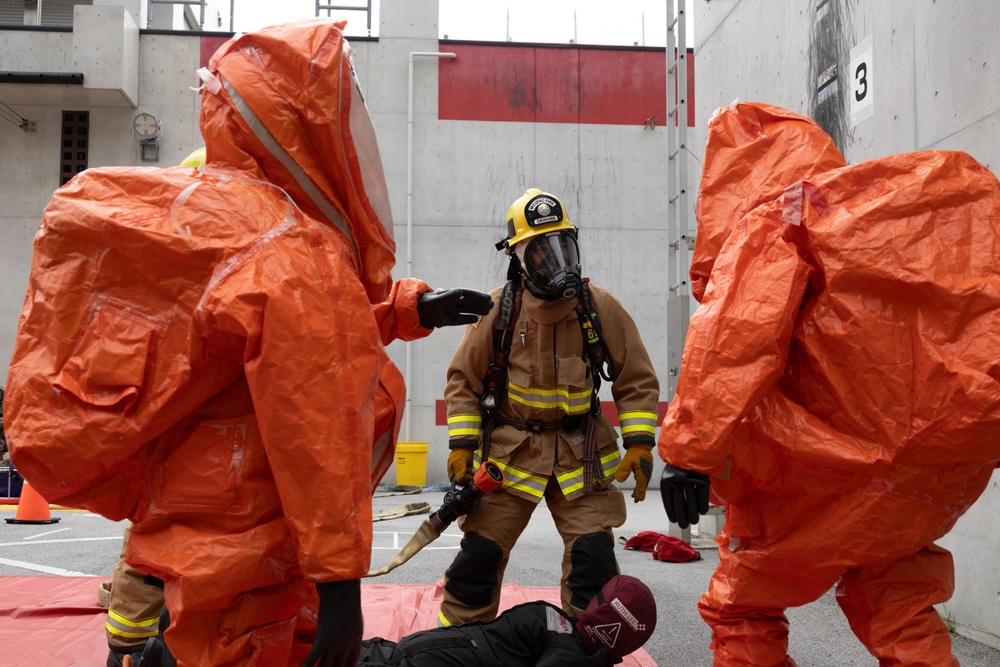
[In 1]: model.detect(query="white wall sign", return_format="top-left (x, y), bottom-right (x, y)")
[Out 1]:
top-left (849, 36), bottom-right (874, 125)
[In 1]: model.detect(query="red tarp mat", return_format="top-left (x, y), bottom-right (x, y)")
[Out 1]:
top-left (0, 576), bottom-right (657, 666)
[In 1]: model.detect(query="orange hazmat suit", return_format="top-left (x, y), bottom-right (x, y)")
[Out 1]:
top-left (7, 20), bottom-right (435, 666)
top-left (659, 102), bottom-right (1000, 667)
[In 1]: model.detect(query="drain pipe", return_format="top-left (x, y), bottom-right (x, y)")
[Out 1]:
top-left (405, 50), bottom-right (456, 442)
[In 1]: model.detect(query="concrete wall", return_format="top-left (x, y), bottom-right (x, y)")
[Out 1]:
top-left (351, 0), bottom-right (672, 484)
top-left (693, 0), bottom-right (1000, 644)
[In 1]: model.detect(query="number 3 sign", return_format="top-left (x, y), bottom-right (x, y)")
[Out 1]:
top-left (850, 37), bottom-right (874, 125)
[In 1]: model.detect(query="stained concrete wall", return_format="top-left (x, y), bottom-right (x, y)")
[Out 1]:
top-left (693, 0), bottom-right (1000, 645)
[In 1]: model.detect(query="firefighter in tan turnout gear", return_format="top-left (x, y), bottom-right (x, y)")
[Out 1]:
top-left (438, 188), bottom-right (660, 627)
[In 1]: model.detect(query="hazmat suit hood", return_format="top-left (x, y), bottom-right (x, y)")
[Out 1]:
top-left (199, 19), bottom-right (396, 302)
top-left (690, 102), bottom-right (846, 302)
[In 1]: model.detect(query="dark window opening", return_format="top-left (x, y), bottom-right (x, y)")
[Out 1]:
top-left (60, 110), bottom-right (88, 186)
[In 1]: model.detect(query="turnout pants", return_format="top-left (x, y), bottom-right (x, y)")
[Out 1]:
top-left (104, 523), bottom-right (165, 649)
top-left (438, 476), bottom-right (625, 626)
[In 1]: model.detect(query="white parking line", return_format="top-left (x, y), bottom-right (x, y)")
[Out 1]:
top-left (23, 527), bottom-right (71, 540)
top-left (0, 556), bottom-right (96, 576)
top-left (0, 536), bottom-right (122, 547)
top-left (370, 531), bottom-right (461, 550)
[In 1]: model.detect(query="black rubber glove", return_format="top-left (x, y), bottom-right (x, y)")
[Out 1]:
top-left (660, 464), bottom-right (710, 529)
top-left (417, 288), bottom-right (493, 328)
top-left (300, 579), bottom-right (362, 667)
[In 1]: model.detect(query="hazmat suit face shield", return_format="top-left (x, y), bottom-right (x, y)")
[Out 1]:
top-left (514, 231), bottom-right (582, 300)
top-left (342, 57), bottom-right (394, 248)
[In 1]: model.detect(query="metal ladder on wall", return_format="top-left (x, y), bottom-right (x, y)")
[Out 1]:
top-left (664, 0), bottom-right (696, 542)
top-left (316, 2), bottom-right (373, 36)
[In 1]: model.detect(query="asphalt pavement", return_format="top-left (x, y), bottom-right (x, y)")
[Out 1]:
top-left (3, 491), bottom-right (1000, 666)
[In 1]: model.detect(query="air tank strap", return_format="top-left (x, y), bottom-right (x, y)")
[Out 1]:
top-left (478, 281), bottom-right (610, 492)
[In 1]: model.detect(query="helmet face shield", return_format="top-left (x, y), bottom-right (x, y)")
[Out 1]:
top-left (517, 231), bottom-right (582, 300)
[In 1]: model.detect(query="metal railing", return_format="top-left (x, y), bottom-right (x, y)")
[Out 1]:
top-left (317, 0), bottom-right (371, 36)
top-left (0, 1), bottom-right (375, 33)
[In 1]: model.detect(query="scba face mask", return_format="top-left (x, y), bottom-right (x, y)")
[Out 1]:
top-left (515, 231), bottom-right (583, 300)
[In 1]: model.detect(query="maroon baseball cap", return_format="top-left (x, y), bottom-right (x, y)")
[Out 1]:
top-left (576, 574), bottom-right (657, 658)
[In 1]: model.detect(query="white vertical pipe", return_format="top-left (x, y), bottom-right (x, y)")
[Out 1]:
top-left (405, 50), bottom-right (456, 442)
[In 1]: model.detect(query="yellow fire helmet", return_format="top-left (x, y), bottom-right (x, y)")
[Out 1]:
top-left (179, 147), bottom-right (207, 169)
top-left (496, 188), bottom-right (577, 254)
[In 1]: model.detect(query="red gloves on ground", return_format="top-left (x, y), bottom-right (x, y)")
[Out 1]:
top-left (623, 531), bottom-right (701, 562)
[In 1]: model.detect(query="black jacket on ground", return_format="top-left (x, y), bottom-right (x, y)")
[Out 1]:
top-left (358, 601), bottom-right (614, 666)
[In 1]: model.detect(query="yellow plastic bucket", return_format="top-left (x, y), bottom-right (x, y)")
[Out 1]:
top-left (394, 441), bottom-right (429, 487)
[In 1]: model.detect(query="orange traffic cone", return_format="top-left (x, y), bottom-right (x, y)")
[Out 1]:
top-left (5, 480), bottom-right (60, 524)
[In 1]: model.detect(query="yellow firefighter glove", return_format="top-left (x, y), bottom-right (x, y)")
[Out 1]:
top-left (614, 443), bottom-right (654, 502)
top-left (447, 447), bottom-right (476, 486)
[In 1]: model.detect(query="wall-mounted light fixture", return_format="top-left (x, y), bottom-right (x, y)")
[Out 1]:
top-left (132, 111), bottom-right (161, 162)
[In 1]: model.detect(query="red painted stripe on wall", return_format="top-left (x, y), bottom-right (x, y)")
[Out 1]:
top-left (438, 43), bottom-right (695, 127)
top-left (200, 35), bottom-right (231, 70)
top-left (435, 399), bottom-right (669, 427)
